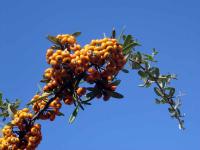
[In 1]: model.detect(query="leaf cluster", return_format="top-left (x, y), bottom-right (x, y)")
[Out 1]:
top-left (0, 93), bottom-right (21, 121)
top-left (127, 49), bottom-right (185, 129)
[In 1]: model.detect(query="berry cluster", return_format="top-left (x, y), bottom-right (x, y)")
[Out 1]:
top-left (0, 108), bottom-right (42, 150)
top-left (43, 35), bottom-right (126, 101)
top-left (31, 34), bottom-right (126, 123)
top-left (0, 33), bottom-right (126, 149)
top-left (32, 95), bottom-right (62, 121)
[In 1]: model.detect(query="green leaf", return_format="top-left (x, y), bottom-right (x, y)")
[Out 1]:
top-left (6, 99), bottom-right (10, 103)
top-left (131, 62), bottom-right (141, 69)
top-left (168, 107), bottom-right (174, 113)
top-left (117, 26), bottom-right (126, 42)
top-left (122, 35), bottom-right (126, 41)
top-left (0, 112), bottom-right (8, 117)
top-left (138, 83), bottom-right (145, 87)
top-left (111, 80), bottom-right (121, 86)
top-left (0, 105), bottom-right (6, 110)
top-left (110, 91), bottom-right (124, 99)
top-left (69, 106), bottom-right (79, 124)
top-left (169, 87), bottom-right (175, 97)
top-left (0, 93), bottom-right (2, 100)
top-left (51, 45), bottom-right (62, 49)
top-left (47, 35), bottom-right (60, 45)
top-left (136, 51), bottom-right (142, 62)
top-left (144, 54), bottom-right (156, 62)
top-left (152, 48), bottom-right (158, 56)
top-left (123, 35), bottom-right (132, 47)
top-left (155, 98), bottom-right (161, 104)
top-left (155, 98), bottom-right (166, 104)
top-left (154, 68), bottom-right (160, 78)
top-left (57, 112), bottom-right (65, 116)
top-left (37, 83), bottom-right (43, 93)
top-left (86, 90), bottom-right (99, 98)
top-left (86, 87), bottom-right (96, 92)
top-left (13, 99), bottom-right (20, 110)
top-left (150, 67), bottom-right (160, 78)
top-left (0, 93), bottom-right (3, 105)
top-left (111, 28), bottom-right (116, 38)
top-left (86, 92), bottom-right (95, 98)
top-left (6, 122), bottom-right (12, 126)
top-left (154, 87), bottom-right (164, 97)
top-left (121, 68), bottom-right (129, 73)
top-left (7, 104), bottom-right (14, 119)
top-left (139, 79), bottom-right (152, 88)
top-left (138, 70), bottom-right (147, 78)
top-left (27, 92), bottom-right (51, 105)
top-left (72, 32), bottom-right (81, 37)
top-left (84, 91), bottom-right (99, 102)
top-left (40, 78), bottom-right (50, 83)
top-left (81, 101), bottom-right (91, 105)
top-left (123, 42), bottom-right (135, 55)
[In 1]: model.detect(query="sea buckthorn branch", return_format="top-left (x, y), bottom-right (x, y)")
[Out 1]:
top-left (127, 49), bottom-right (185, 129)
top-left (31, 88), bottom-right (63, 122)
top-left (115, 31), bottom-right (185, 129)
top-left (0, 30), bottom-right (185, 149)
top-left (0, 96), bottom-right (20, 121)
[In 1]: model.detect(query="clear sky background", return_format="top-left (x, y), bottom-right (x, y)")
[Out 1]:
top-left (0, 0), bottom-right (199, 149)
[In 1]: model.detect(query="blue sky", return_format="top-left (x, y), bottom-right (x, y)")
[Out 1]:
top-left (0, 0), bottom-right (199, 149)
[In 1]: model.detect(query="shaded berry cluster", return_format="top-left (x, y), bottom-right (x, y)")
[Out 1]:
top-left (0, 33), bottom-right (126, 150)
top-left (0, 108), bottom-right (42, 150)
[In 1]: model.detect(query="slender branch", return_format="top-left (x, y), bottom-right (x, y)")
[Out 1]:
top-left (129, 55), bottom-right (184, 129)
top-left (31, 84), bottom-right (66, 123)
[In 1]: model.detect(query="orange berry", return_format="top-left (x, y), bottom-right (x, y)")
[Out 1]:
top-left (101, 42), bottom-right (107, 49)
top-left (96, 93), bottom-right (102, 99)
top-left (87, 68), bottom-right (95, 73)
top-left (50, 60), bottom-right (57, 66)
top-left (52, 80), bottom-right (58, 87)
top-left (110, 86), bottom-right (117, 91)
top-left (76, 87), bottom-right (86, 96)
top-left (62, 51), bottom-right (70, 57)
top-left (107, 76), bottom-right (112, 81)
top-left (63, 57), bottom-right (71, 63)
top-left (55, 55), bottom-right (63, 62)
top-left (56, 50), bottom-right (62, 55)
top-left (46, 49), bottom-right (54, 56)
top-left (50, 114), bottom-right (56, 121)
top-left (68, 36), bottom-right (76, 44)
top-left (33, 94), bottom-right (40, 99)
top-left (75, 67), bottom-right (84, 74)
top-left (102, 38), bottom-right (109, 42)
top-left (60, 36), bottom-right (68, 44)
top-left (70, 54), bottom-right (76, 59)
top-left (44, 73), bottom-right (51, 79)
top-left (31, 128), bottom-right (38, 136)
top-left (103, 95), bottom-right (110, 101)
top-left (22, 108), bottom-right (29, 112)
top-left (76, 44), bottom-right (81, 50)
top-left (104, 52), bottom-right (110, 58)
top-left (106, 41), bottom-right (113, 46)
top-left (64, 97), bottom-right (73, 105)
top-left (34, 124), bottom-right (41, 129)
top-left (43, 86), bottom-right (49, 92)
top-left (106, 46), bottom-right (113, 52)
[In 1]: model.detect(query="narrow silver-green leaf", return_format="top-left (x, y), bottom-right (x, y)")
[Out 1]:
top-left (154, 87), bottom-right (164, 97)
top-left (69, 106), bottom-right (79, 124)
top-left (123, 42), bottom-right (135, 55)
top-left (7, 104), bottom-right (14, 119)
top-left (110, 91), bottom-right (124, 99)
top-left (111, 80), bottom-right (121, 86)
top-left (47, 35), bottom-right (60, 45)
top-left (72, 32), bottom-right (81, 37)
